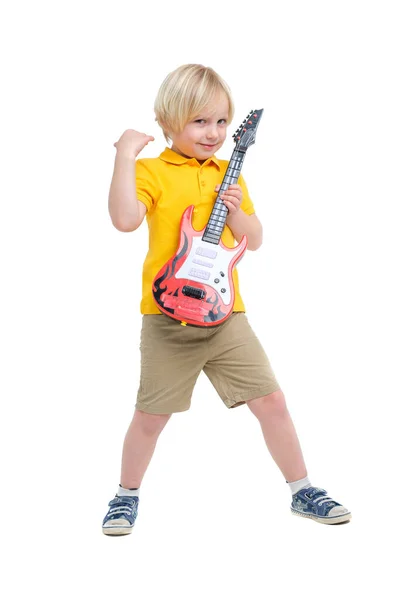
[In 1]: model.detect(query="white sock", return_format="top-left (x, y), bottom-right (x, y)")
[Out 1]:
top-left (117, 484), bottom-right (140, 498)
top-left (287, 476), bottom-right (312, 495)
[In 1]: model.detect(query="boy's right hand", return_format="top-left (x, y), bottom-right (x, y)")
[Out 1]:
top-left (113, 129), bottom-right (155, 160)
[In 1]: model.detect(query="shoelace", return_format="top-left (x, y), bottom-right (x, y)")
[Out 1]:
top-left (108, 506), bottom-right (133, 516)
top-left (108, 500), bottom-right (136, 517)
top-left (313, 495), bottom-right (334, 507)
top-left (306, 491), bottom-right (335, 507)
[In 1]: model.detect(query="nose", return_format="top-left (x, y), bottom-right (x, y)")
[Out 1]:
top-left (206, 124), bottom-right (218, 140)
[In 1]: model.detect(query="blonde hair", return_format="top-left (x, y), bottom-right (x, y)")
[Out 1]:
top-left (154, 64), bottom-right (234, 143)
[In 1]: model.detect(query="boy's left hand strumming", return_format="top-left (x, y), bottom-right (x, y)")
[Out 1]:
top-left (215, 184), bottom-right (242, 215)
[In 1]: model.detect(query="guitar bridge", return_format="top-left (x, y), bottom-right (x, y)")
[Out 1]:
top-left (182, 285), bottom-right (205, 300)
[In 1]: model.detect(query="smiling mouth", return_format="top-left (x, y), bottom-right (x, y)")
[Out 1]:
top-left (200, 143), bottom-right (218, 147)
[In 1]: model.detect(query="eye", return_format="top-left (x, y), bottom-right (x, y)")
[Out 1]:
top-left (194, 119), bottom-right (227, 125)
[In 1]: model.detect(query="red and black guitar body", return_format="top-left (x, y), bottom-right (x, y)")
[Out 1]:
top-left (152, 109), bottom-right (264, 326)
top-left (152, 205), bottom-right (247, 326)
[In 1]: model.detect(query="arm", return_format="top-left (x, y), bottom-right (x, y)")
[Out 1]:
top-left (217, 183), bottom-right (263, 251)
top-left (108, 155), bottom-right (147, 231)
top-left (108, 129), bottom-right (154, 232)
top-left (226, 211), bottom-right (263, 251)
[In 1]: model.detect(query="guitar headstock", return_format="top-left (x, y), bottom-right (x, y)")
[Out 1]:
top-left (232, 109), bottom-right (264, 152)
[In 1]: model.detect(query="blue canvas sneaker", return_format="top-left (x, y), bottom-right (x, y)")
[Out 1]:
top-left (291, 486), bottom-right (351, 525)
top-left (102, 495), bottom-right (139, 536)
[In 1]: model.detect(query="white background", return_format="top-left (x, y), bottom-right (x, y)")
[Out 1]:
top-left (1, 1), bottom-right (399, 598)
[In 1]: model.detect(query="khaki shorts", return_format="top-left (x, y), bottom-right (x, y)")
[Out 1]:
top-left (136, 312), bottom-right (281, 414)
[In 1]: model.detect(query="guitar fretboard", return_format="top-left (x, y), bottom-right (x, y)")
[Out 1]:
top-left (202, 150), bottom-right (246, 244)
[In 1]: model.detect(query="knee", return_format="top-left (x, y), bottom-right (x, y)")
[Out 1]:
top-left (247, 389), bottom-right (287, 419)
top-left (135, 410), bottom-right (172, 436)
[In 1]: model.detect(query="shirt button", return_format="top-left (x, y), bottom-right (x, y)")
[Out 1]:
top-left (201, 181), bottom-right (206, 186)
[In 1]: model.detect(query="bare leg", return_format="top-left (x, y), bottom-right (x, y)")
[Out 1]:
top-left (247, 390), bottom-right (307, 482)
top-left (120, 409), bottom-right (172, 489)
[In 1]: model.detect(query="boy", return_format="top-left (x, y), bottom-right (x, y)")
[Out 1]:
top-left (102, 64), bottom-right (351, 535)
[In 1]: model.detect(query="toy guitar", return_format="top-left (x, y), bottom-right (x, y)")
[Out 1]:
top-left (152, 108), bottom-right (264, 327)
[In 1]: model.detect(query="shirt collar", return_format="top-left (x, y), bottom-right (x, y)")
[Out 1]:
top-left (159, 147), bottom-right (221, 170)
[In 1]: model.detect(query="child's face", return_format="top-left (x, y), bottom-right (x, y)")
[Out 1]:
top-left (170, 92), bottom-right (229, 161)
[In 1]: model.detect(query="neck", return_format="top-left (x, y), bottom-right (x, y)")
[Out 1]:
top-left (202, 148), bottom-right (246, 244)
top-left (170, 145), bottom-right (211, 164)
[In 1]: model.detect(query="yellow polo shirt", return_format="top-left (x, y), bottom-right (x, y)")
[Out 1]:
top-left (136, 147), bottom-right (255, 314)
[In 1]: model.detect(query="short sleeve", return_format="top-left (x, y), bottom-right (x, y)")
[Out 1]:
top-left (135, 159), bottom-right (160, 213)
top-left (237, 174), bottom-right (255, 216)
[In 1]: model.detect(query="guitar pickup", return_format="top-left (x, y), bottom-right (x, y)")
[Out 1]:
top-left (188, 267), bottom-right (210, 280)
top-left (182, 285), bottom-right (205, 300)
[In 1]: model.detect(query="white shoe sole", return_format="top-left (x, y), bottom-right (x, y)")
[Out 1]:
top-left (291, 507), bottom-right (352, 525)
top-left (102, 526), bottom-right (134, 536)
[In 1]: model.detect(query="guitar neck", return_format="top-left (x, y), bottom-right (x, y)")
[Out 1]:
top-left (202, 149), bottom-right (246, 244)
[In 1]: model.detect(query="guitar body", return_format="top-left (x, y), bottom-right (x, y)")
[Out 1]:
top-left (152, 205), bottom-right (247, 326)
